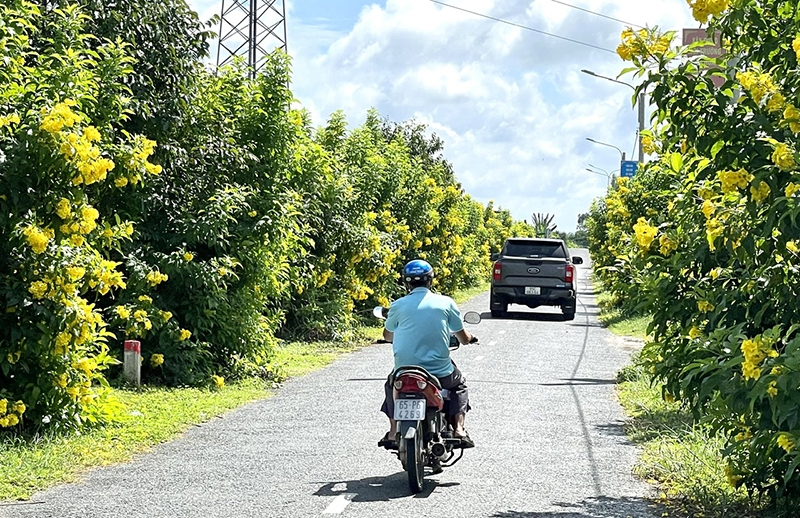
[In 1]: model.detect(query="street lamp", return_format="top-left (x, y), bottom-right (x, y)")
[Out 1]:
top-left (586, 138), bottom-right (625, 161)
top-left (581, 69), bottom-right (646, 164)
top-left (586, 165), bottom-right (619, 187)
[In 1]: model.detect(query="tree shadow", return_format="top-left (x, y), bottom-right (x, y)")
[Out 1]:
top-left (491, 495), bottom-right (663, 517)
top-left (313, 472), bottom-right (460, 502)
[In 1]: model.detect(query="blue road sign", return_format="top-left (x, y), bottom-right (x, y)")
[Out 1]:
top-left (620, 160), bottom-right (638, 177)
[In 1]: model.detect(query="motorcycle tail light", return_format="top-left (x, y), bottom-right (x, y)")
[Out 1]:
top-left (416, 380), bottom-right (427, 390)
top-left (394, 380), bottom-right (403, 390)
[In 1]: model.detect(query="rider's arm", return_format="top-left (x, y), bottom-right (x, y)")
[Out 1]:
top-left (454, 329), bottom-right (473, 345)
top-left (383, 328), bottom-right (394, 342)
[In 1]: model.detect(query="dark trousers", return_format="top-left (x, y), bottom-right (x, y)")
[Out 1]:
top-left (381, 361), bottom-right (470, 418)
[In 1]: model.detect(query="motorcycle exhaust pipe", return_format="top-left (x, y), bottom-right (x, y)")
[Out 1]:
top-left (431, 441), bottom-right (447, 458)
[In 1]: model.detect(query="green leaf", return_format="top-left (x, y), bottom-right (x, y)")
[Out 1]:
top-left (710, 140), bottom-right (725, 159)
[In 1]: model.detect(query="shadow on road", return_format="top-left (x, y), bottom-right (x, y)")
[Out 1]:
top-left (314, 472), bottom-right (460, 502)
top-left (538, 378), bottom-right (618, 387)
top-left (479, 311), bottom-right (566, 322)
top-left (491, 495), bottom-right (662, 517)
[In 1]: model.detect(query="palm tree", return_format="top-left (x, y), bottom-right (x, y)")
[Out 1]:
top-left (530, 212), bottom-right (557, 238)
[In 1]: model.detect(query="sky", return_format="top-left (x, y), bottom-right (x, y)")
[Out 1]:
top-left (188, 0), bottom-right (699, 232)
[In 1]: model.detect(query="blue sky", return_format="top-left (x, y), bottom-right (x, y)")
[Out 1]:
top-left (189, 0), bottom-right (699, 231)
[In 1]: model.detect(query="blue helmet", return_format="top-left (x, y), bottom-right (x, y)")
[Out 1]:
top-left (403, 259), bottom-right (434, 283)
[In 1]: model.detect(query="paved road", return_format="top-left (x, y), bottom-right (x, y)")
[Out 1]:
top-left (2, 250), bottom-right (658, 518)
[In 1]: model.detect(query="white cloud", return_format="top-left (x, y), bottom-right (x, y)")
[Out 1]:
top-left (189, 0), bottom-right (698, 231)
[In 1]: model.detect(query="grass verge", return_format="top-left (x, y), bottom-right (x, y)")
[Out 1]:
top-left (1, 285), bottom-right (486, 502)
top-left (618, 359), bottom-right (784, 517)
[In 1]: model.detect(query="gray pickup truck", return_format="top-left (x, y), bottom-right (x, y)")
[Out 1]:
top-left (490, 238), bottom-right (584, 320)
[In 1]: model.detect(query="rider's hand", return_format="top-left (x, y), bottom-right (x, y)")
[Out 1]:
top-left (468, 335), bottom-right (479, 344)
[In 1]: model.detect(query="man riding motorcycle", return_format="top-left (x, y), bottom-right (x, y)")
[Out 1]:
top-left (378, 259), bottom-right (477, 450)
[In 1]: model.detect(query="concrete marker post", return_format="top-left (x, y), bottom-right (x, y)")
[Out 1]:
top-left (123, 340), bottom-right (141, 388)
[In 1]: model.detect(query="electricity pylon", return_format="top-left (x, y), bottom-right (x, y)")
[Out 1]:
top-left (216, 0), bottom-right (287, 77)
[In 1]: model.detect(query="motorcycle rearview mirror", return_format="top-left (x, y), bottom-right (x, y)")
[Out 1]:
top-left (373, 306), bottom-right (388, 320)
top-left (463, 311), bottom-right (481, 325)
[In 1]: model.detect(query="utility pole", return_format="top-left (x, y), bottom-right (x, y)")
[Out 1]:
top-left (217, 0), bottom-right (287, 79)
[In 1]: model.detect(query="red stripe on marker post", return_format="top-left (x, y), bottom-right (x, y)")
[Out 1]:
top-left (124, 340), bottom-right (141, 353)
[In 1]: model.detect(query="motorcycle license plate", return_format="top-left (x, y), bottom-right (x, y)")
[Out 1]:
top-left (525, 287), bottom-right (541, 295)
top-left (394, 399), bottom-right (425, 420)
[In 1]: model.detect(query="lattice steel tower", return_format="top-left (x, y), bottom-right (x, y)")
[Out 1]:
top-left (216, 0), bottom-right (287, 77)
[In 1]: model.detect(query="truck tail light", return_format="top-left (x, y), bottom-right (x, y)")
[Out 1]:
top-left (565, 264), bottom-right (574, 283)
top-left (493, 261), bottom-right (502, 281)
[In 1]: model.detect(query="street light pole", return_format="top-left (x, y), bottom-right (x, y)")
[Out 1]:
top-left (581, 69), bottom-right (645, 163)
top-left (586, 138), bottom-right (625, 161)
top-left (585, 167), bottom-right (612, 187)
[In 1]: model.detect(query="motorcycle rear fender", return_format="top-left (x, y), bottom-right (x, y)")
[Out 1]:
top-left (399, 420), bottom-right (419, 440)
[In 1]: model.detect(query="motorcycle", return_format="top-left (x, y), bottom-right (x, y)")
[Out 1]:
top-left (373, 306), bottom-right (481, 493)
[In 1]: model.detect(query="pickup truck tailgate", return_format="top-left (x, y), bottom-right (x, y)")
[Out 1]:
top-left (496, 257), bottom-right (567, 286)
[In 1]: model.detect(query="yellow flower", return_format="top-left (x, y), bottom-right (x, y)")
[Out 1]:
top-left (718, 169), bottom-right (752, 193)
top-left (146, 271), bottom-right (168, 286)
top-left (178, 329), bottom-right (192, 341)
top-left (133, 309), bottom-right (147, 321)
top-left (794, 35), bottom-right (800, 61)
top-left (12, 401), bottom-right (25, 415)
top-left (150, 354), bottom-right (164, 367)
top-left (183, 252), bottom-right (194, 262)
top-left (55, 198), bottom-right (72, 219)
top-left (0, 399), bottom-right (6, 414)
top-left (777, 433), bottom-right (795, 453)
top-left (689, 326), bottom-right (702, 339)
top-left (633, 217), bottom-right (658, 250)
top-left (771, 143), bottom-right (796, 171)
top-left (212, 375), bottom-right (225, 389)
top-left (784, 105), bottom-right (800, 133)
top-left (750, 181), bottom-right (771, 203)
top-left (767, 380), bottom-right (778, 397)
top-left (697, 300), bottom-right (715, 313)
top-left (66, 266), bottom-right (85, 281)
top-left (785, 183), bottom-right (800, 198)
top-left (115, 176), bottom-right (129, 187)
top-left (69, 234), bottom-right (85, 247)
top-left (28, 280), bottom-right (48, 299)
top-left (701, 200), bottom-right (715, 219)
top-left (787, 241), bottom-right (799, 254)
top-left (23, 225), bottom-right (50, 254)
top-left (83, 126), bottom-right (101, 142)
top-left (767, 92), bottom-right (786, 114)
top-left (115, 306), bottom-right (131, 320)
top-left (706, 218), bottom-right (725, 250)
top-left (659, 234), bottom-right (677, 255)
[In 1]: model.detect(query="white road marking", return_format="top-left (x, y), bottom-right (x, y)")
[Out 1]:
top-left (488, 341), bottom-right (497, 346)
top-left (474, 356), bottom-right (485, 361)
top-left (498, 330), bottom-right (507, 334)
top-left (323, 494), bottom-right (355, 514)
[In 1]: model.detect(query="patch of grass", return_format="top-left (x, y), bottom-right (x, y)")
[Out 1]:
top-left (0, 379), bottom-right (272, 501)
top-left (451, 281), bottom-right (489, 304)
top-left (595, 287), bottom-right (650, 339)
top-left (617, 363), bottom-right (781, 517)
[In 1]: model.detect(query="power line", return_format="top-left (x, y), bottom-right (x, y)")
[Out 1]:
top-left (427, 0), bottom-right (616, 55)
top-left (549, 0), bottom-right (645, 29)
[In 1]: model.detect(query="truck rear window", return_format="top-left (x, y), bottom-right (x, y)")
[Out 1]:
top-left (504, 241), bottom-right (566, 258)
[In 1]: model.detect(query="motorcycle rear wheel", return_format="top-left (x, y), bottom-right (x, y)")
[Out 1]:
top-left (404, 430), bottom-right (424, 493)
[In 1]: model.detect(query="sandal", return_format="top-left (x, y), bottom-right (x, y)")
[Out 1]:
top-left (378, 432), bottom-right (398, 450)
top-left (455, 432), bottom-right (475, 449)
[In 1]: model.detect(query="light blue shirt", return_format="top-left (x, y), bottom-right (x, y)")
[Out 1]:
top-left (385, 287), bottom-right (464, 377)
